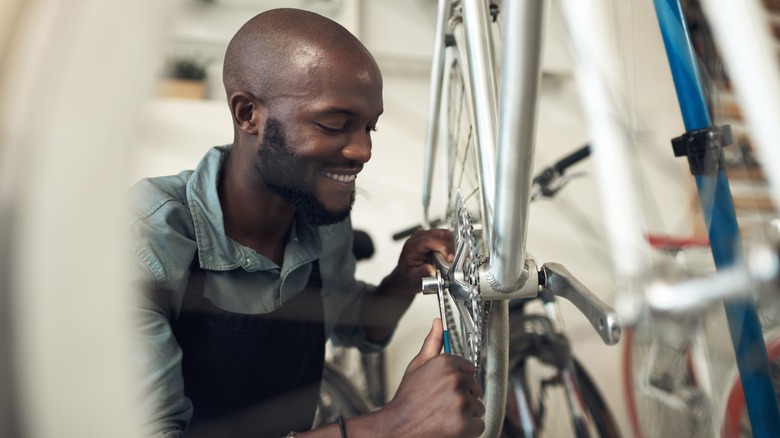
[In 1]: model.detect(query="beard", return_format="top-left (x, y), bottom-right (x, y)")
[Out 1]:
top-left (255, 117), bottom-right (355, 226)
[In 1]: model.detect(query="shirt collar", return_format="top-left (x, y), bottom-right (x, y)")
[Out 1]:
top-left (185, 145), bottom-right (322, 271)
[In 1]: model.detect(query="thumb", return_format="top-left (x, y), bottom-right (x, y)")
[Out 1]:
top-left (406, 318), bottom-right (444, 373)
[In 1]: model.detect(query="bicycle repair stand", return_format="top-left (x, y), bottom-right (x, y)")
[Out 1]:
top-left (654, 0), bottom-right (780, 435)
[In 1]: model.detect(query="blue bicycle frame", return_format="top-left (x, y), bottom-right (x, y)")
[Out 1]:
top-left (653, 0), bottom-right (780, 435)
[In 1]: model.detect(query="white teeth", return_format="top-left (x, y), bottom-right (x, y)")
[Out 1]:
top-left (323, 171), bottom-right (356, 183)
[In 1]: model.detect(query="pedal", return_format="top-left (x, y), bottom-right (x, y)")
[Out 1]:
top-left (540, 262), bottom-right (622, 345)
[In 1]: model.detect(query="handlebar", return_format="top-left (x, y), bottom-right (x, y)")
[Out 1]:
top-left (532, 144), bottom-right (590, 184)
top-left (393, 143), bottom-right (591, 240)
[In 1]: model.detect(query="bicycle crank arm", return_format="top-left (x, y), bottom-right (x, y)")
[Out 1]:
top-left (540, 262), bottom-right (621, 345)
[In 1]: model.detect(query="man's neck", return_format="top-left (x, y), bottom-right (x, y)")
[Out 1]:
top-left (218, 154), bottom-right (295, 266)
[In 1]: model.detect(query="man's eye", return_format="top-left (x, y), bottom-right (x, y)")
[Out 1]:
top-left (317, 123), bottom-right (346, 134)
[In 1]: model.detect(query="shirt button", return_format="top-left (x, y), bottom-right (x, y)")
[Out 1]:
top-left (246, 258), bottom-right (250, 264)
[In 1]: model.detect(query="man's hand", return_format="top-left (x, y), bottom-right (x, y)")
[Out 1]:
top-left (378, 319), bottom-right (486, 437)
top-left (361, 229), bottom-right (454, 342)
top-left (391, 228), bottom-right (454, 294)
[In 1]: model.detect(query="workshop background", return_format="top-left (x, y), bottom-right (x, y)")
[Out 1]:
top-left (4, 0), bottom-right (775, 436)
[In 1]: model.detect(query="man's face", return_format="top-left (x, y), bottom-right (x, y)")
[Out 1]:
top-left (255, 116), bottom-right (356, 226)
top-left (253, 50), bottom-right (383, 227)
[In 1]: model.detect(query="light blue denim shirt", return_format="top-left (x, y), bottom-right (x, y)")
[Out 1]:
top-left (128, 145), bottom-right (382, 437)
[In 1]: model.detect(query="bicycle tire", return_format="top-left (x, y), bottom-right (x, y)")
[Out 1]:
top-left (572, 358), bottom-right (622, 438)
top-left (505, 312), bottom-right (621, 438)
top-left (313, 362), bottom-right (372, 428)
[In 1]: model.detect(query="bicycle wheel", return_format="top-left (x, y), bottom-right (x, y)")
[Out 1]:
top-left (427, 11), bottom-right (510, 437)
top-left (429, 8), bottom-right (493, 373)
top-left (505, 312), bottom-right (621, 437)
top-left (623, 323), bottom-right (717, 437)
top-left (313, 362), bottom-right (372, 428)
top-left (621, 238), bottom-right (724, 437)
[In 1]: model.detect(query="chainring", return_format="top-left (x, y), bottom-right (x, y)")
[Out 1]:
top-left (442, 189), bottom-right (489, 370)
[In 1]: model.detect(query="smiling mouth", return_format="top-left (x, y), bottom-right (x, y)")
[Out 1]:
top-left (322, 170), bottom-right (357, 183)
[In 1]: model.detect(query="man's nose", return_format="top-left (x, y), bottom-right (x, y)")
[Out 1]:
top-left (342, 131), bottom-right (372, 164)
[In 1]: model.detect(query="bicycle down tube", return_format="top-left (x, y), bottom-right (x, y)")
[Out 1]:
top-left (424, 1), bottom-right (544, 296)
top-left (491, 0), bottom-right (545, 292)
top-left (653, 0), bottom-right (780, 435)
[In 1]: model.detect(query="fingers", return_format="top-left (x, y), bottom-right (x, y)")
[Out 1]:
top-left (417, 228), bottom-right (455, 258)
top-left (453, 381), bottom-right (486, 437)
top-left (390, 228), bottom-right (455, 294)
top-left (466, 416), bottom-right (487, 438)
top-left (449, 358), bottom-right (482, 399)
top-left (406, 318), bottom-right (444, 373)
top-left (471, 397), bottom-right (486, 418)
top-left (394, 341), bottom-right (486, 438)
top-left (460, 386), bottom-right (486, 437)
top-left (454, 355), bottom-right (477, 376)
top-left (465, 370), bottom-right (482, 399)
top-left (404, 229), bottom-right (455, 265)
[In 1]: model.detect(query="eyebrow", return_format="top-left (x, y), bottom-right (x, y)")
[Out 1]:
top-left (317, 107), bottom-right (384, 119)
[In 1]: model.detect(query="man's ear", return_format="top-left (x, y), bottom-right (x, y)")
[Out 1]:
top-left (228, 91), bottom-right (265, 135)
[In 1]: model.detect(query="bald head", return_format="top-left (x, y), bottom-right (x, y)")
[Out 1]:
top-left (223, 8), bottom-right (378, 103)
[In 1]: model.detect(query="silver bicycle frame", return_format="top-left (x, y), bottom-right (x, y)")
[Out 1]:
top-left (476, 5), bottom-right (547, 431)
top-left (491, 0), bottom-right (546, 292)
top-left (462, 0), bottom-right (547, 295)
top-left (461, 0), bottom-right (499, 262)
top-left (422, 1), bottom-right (629, 436)
top-left (423, 0), bottom-right (546, 295)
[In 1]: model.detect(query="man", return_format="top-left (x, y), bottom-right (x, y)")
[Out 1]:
top-left (129, 8), bottom-right (485, 438)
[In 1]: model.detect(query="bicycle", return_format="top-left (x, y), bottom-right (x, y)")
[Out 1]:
top-left (418, 1), bottom-right (627, 436)
top-left (618, 0), bottom-right (780, 436)
top-left (419, 0), bottom-right (780, 437)
top-left (390, 144), bottom-right (621, 437)
top-left (320, 144), bottom-right (622, 436)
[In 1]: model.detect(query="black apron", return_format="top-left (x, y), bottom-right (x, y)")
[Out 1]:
top-left (172, 259), bottom-right (326, 438)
